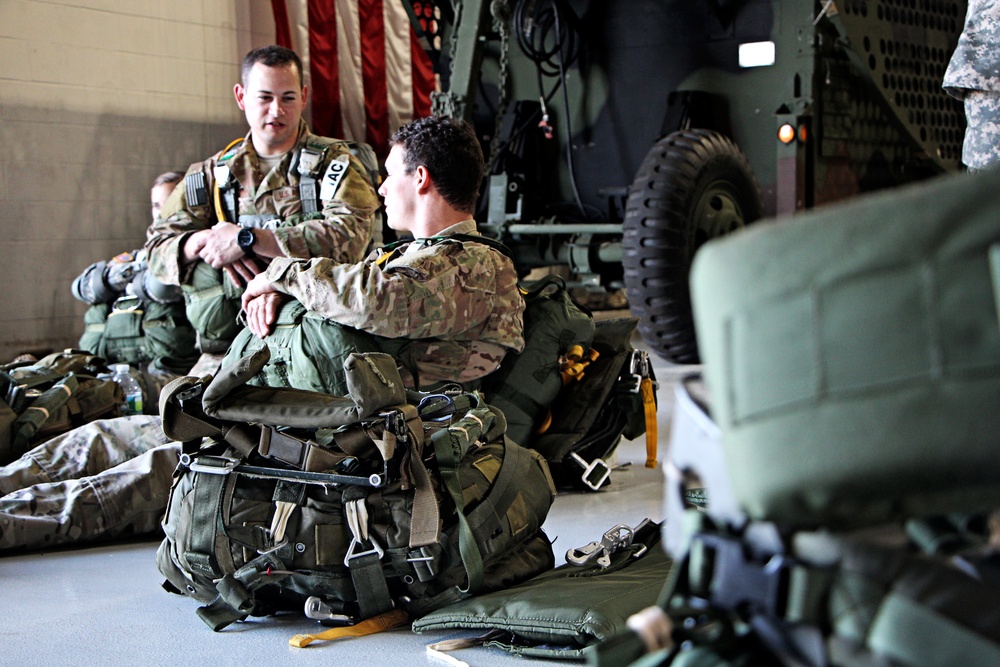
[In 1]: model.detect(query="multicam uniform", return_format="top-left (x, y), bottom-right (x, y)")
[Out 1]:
top-left (0, 222), bottom-right (525, 551)
top-left (0, 416), bottom-right (176, 550)
top-left (146, 119), bottom-right (379, 352)
top-left (943, 0), bottom-right (1000, 171)
top-left (265, 219), bottom-right (526, 387)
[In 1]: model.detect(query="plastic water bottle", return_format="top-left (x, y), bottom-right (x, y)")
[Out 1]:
top-left (112, 364), bottom-right (143, 416)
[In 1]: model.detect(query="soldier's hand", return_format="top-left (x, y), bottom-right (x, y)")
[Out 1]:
top-left (224, 255), bottom-right (262, 288)
top-left (197, 221), bottom-right (243, 269)
top-left (244, 292), bottom-right (287, 338)
top-left (241, 272), bottom-right (277, 312)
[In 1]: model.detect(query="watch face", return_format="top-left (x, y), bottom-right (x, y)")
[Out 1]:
top-left (238, 228), bottom-right (255, 250)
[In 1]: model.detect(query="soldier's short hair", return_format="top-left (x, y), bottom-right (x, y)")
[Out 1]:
top-left (390, 116), bottom-right (484, 214)
top-left (153, 171), bottom-right (184, 188)
top-left (241, 45), bottom-right (304, 89)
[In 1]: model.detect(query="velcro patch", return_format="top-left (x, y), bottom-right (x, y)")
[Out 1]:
top-left (319, 158), bottom-right (350, 202)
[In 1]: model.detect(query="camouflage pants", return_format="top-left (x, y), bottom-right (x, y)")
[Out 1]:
top-left (0, 415), bottom-right (178, 552)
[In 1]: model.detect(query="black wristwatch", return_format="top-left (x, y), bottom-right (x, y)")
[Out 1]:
top-left (236, 227), bottom-right (257, 257)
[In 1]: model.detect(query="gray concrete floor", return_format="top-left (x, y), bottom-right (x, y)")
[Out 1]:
top-left (0, 336), bottom-right (690, 667)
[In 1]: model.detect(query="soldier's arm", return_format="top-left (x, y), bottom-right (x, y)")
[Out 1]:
top-left (144, 162), bottom-right (217, 286)
top-left (269, 151), bottom-right (379, 264)
top-left (263, 244), bottom-right (504, 339)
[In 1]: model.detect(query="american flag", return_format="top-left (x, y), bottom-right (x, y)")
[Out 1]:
top-left (270, 0), bottom-right (439, 161)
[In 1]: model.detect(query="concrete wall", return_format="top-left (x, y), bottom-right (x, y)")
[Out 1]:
top-left (0, 0), bottom-right (276, 360)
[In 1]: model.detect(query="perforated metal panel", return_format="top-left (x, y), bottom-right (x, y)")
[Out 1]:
top-left (837, 0), bottom-right (967, 169)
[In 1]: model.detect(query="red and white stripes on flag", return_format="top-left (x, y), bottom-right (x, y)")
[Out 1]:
top-left (271, 0), bottom-right (436, 161)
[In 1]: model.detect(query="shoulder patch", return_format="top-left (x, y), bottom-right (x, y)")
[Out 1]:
top-left (319, 156), bottom-right (351, 201)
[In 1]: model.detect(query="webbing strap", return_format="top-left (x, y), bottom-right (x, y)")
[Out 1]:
top-left (641, 376), bottom-right (658, 468)
top-left (466, 442), bottom-right (524, 554)
top-left (430, 421), bottom-right (486, 594)
top-left (289, 609), bottom-right (409, 648)
top-left (185, 469), bottom-right (227, 579)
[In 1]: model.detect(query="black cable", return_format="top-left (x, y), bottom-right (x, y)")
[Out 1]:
top-left (512, 0), bottom-right (586, 216)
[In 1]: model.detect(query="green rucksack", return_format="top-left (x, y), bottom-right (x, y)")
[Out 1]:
top-left (156, 348), bottom-right (556, 634)
top-left (480, 275), bottom-right (595, 446)
top-left (0, 350), bottom-right (124, 465)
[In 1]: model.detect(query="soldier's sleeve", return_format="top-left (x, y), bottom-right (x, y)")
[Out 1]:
top-left (144, 160), bottom-right (217, 286)
top-left (270, 149), bottom-right (379, 264)
top-left (266, 243), bottom-right (506, 339)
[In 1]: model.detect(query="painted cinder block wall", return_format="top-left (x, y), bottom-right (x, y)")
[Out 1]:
top-left (0, 0), bottom-right (277, 360)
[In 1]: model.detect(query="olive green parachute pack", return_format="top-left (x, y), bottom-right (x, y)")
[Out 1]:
top-left (589, 168), bottom-right (1000, 667)
top-left (156, 347), bottom-right (556, 635)
top-left (0, 350), bottom-right (123, 465)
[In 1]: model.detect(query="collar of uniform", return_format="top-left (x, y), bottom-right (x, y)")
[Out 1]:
top-left (413, 219), bottom-right (478, 241)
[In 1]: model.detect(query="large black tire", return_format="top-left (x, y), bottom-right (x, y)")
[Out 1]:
top-left (623, 129), bottom-right (763, 364)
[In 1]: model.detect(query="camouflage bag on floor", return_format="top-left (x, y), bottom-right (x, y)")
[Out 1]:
top-left (0, 350), bottom-right (123, 464)
top-left (156, 348), bottom-right (556, 632)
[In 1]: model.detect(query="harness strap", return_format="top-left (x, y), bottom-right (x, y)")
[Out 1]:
top-left (344, 498), bottom-right (394, 619)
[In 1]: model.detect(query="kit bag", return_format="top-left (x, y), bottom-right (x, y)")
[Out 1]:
top-left (529, 316), bottom-right (658, 491)
top-left (0, 350), bottom-right (123, 464)
top-left (156, 347), bottom-right (556, 632)
top-left (414, 519), bottom-right (669, 661)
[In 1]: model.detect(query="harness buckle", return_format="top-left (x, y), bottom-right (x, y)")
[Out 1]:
top-left (343, 535), bottom-right (385, 567)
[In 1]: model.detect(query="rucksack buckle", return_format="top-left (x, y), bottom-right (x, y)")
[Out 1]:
top-left (569, 451), bottom-right (611, 491)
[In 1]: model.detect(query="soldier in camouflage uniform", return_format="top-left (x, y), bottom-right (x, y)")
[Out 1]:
top-left (146, 45), bottom-right (379, 366)
top-left (943, 0), bottom-right (1000, 172)
top-left (242, 115), bottom-right (525, 388)
top-left (73, 171), bottom-right (199, 397)
top-left (0, 117), bottom-right (524, 552)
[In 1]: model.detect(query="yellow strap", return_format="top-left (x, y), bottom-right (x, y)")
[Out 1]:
top-left (213, 137), bottom-right (244, 223)
top-left (641, 377), bottom-right (658, 468)
top-left (289, 609), bottom-right (409, 648)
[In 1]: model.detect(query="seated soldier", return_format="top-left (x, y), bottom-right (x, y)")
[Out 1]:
top-left (145, 45), bottom-right (379, 374)
top-left (0, 115), bottom-right (524, 552)
top-left (72, 171), bottom-right (200, 401)
top-left (241, 115), bottom-right (524, 390)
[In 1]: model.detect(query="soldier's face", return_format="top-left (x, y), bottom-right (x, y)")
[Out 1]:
top-left (234, 62), bottom-right (307, 156)
top-left (150, 181), bottom-right (177, 223)
top-left (380, 145), bottom-right (418, 232)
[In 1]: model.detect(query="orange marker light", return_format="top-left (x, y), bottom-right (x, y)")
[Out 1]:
top-left (778, 123), bottom-right (796, 144)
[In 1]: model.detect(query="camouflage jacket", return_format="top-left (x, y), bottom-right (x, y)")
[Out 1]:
top-left (145, 120), bottom-right (379, 286)
top-left (944, 0), bottom-right (1000, 97)
top-left (264, 220), bottom-right (526, 385)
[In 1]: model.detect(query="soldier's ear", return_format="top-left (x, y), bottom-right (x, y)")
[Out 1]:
top-left (414, 164), bottom-right (432, 194)
top-left (234, 83), bottom-right (246, 110)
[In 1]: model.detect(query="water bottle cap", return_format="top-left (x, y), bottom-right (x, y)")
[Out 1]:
top-left (115, 364), bottom-right (130, 373)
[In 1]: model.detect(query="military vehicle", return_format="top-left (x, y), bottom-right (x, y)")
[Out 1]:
top-left (413, 0), bottom-right (967, 363)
